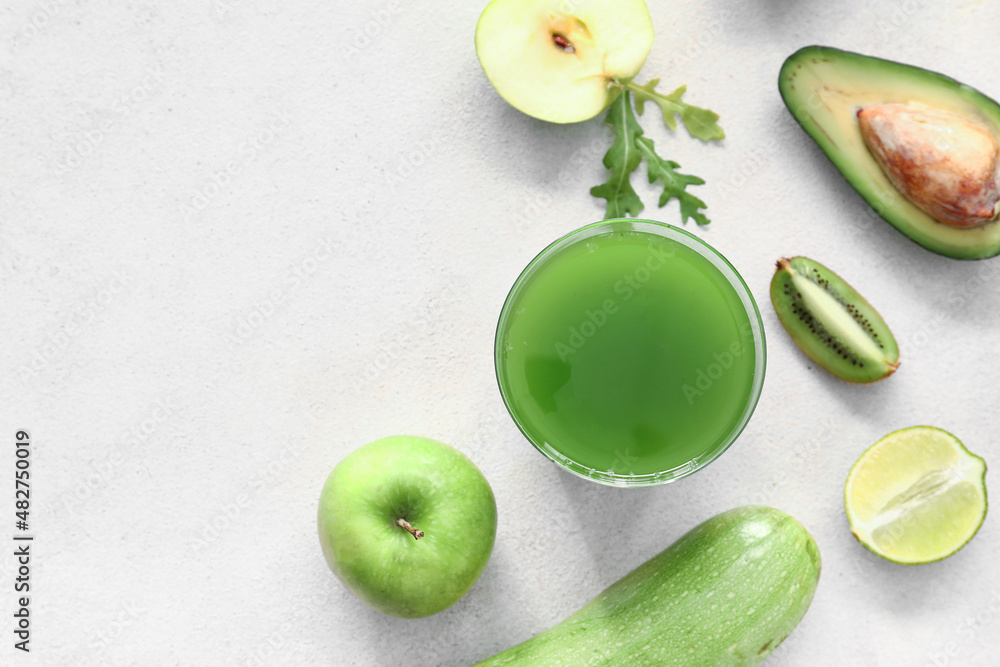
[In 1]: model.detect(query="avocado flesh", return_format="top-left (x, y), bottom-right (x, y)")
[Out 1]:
top-left (779, 45), bottom-right (1000, 260)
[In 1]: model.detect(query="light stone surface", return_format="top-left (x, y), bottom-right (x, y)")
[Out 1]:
top-left (2, 1), bottom-right (999, 665)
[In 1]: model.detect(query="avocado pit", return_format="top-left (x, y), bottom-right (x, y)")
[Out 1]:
top-left (857, 103), bottom-right (1000, 228)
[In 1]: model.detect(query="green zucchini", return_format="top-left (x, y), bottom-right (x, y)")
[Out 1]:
top-left (476, 505), bottom-right (821, 666)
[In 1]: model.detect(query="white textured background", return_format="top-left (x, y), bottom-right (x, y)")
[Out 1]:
top-left (2, 1), bottom-right (999, 665)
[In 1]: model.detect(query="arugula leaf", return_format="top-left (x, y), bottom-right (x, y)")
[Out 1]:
top-left (631, 80), bottom-right (684, 131)
top-left (634, 136), bottom-right (710, 226)
top-left (628, 78), bottom-right (725, 142)
top-left (590, 84), bottom-right (717, 224)
top-left (589, 91), bottom-right (644, 219)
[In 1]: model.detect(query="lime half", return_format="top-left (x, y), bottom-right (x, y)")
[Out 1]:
top-left (845, 426), bottom-right (987, 565)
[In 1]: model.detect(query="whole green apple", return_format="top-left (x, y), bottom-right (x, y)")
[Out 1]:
top-left (317, 435), bottom-right (497, 618)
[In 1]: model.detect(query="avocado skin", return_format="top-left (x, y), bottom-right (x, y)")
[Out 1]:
top-left (779, 45), bottom-right (1000, 260)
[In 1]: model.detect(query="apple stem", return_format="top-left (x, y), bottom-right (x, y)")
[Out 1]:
top-left (396, 518), bottom-right (424, 540)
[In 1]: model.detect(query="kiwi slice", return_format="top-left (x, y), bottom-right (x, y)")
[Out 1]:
top-left (770, 256), bottom-right (899, 384)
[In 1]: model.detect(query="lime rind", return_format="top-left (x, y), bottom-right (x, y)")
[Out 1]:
top-left (844, 426), bottom-right (988, 565)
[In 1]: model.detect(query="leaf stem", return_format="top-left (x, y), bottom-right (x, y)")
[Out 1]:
top-left (620, 79), bottom-right (684, 115)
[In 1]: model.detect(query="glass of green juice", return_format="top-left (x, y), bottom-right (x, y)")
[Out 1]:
top-left (495, 219), bottom-right (766, 487)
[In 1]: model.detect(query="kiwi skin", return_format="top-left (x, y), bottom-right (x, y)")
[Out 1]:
top-left (770, 256), bottom-right (900, 384)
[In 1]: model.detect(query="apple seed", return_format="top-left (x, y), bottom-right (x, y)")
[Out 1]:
top-left (551, 32), bottom-right (575, 53)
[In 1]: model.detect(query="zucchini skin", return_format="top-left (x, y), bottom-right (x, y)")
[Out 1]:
top-left (475, 506), bottom-right (821, 666)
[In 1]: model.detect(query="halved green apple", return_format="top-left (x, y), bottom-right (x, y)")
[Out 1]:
top-left (475, 0), bottom-right (654, 123)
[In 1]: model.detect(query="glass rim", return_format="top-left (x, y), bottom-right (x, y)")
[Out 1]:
top-left (494, 218), bottom-right (767, 488)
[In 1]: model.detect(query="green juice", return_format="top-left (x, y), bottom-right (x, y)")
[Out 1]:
top-left (496, 221), bottom-right (764, 484)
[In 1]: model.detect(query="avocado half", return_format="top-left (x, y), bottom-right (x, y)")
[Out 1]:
top-left (779, 45), bottom-right (1000, 260)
